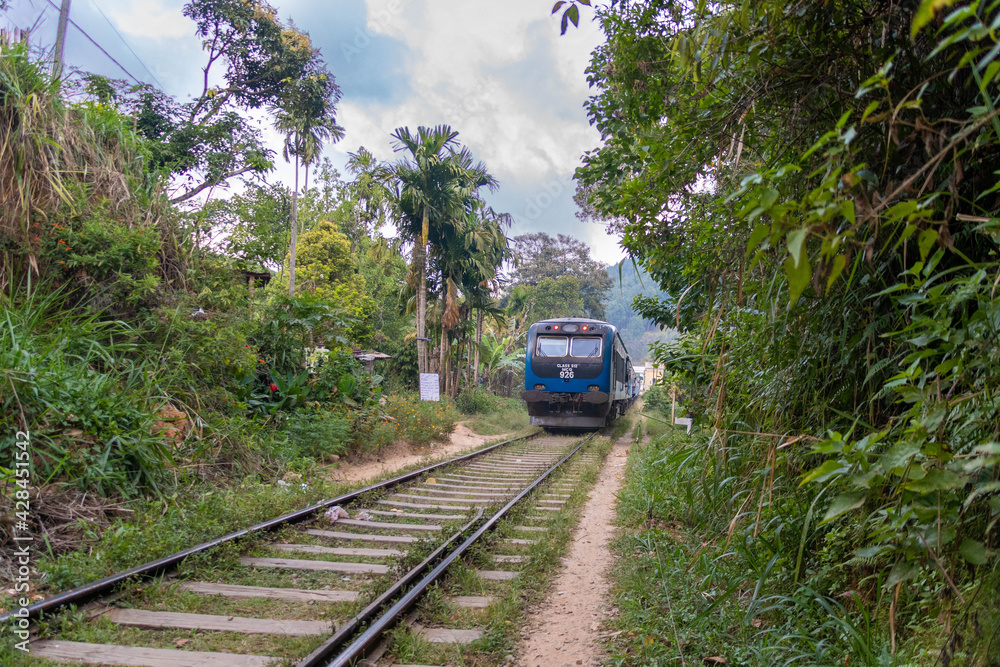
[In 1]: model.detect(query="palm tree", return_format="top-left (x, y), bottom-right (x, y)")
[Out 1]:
top-left (389, 126), bottom-right (496, 376)
top-left (272, 85), bottom-right (344, 296)
top-left (478, 332), bottom-right (525, 393)
top-left (344, 147), bottom-right (392, 253)
top-left (449, 204), bottom-right (512, 391)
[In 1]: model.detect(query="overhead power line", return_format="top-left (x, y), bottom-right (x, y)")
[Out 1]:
top-left (89, 0), bottom-right (165, 90)
top-left (43, 0), bottom-right (141, 85)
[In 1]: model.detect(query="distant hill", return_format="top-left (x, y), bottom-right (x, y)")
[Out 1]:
top-left (603, 262), bottom-right (678, 363)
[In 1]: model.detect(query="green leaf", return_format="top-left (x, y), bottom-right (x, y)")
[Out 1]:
top-left (912, 0), bottom-right (959, 38)
top-left (904, 468), bottom-right (964, 493)
top-left (746, 222), bottom-right (769, 256)
top-left (821, 491), bottom-right (867, 523)
top-left (881, 440), bottom-right (920, 472)
top-left (918, 228), bottom-right (938, 261)
top-left (982, 61), bottom-right (1000, 91)
top-left (959, 538), bottom-right (989, 565)
top-left (800, 459), bottom-right (845, 486)
top-left (854, 545), bottom-right (891, 559)
top-left (567, 4), bottom-right (580, 27)
top-left (887, 561), bottom-right (920, 587)
top-left (826, 254), bottom-right (847, 292)
top-left (787, 228), bottom-right (808, 268)
top-left (760, 188), bottom-right (779, 210)
top-left (861, 100), bottom-right (881, 123)
top-left (841, 200), bottom-right (856, 225)
top-left (785, 252), bottom-right (811, 305)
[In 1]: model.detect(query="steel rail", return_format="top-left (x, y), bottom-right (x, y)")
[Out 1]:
top-left (313, 432), bottom-right (597, 667)
top-left (0, 431), bottom-right (540, 624)
top-left (296, 507), bottom-right (486, 667)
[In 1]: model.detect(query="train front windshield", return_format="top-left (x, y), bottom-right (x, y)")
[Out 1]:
top-left (570, 337), bottom-right (602, 357)
top-left (536, 336), bottom-right (568, 356)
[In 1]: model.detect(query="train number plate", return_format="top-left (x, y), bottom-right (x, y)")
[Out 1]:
top-left (556, 363), bottom-right (578, 379)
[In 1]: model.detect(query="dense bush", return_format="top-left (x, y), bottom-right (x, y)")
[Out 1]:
top-left (455, 387), bottom-right (493, 414)
top-left (282, 410), bottom-right (349, 460)
top-left (0, 288), bottom-right (170, 496)
top-left (641, 384), bottom-right (670, 416)
top-left (382, 393), bottom-right (459, 445)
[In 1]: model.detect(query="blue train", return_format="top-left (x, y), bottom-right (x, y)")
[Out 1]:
top-left (521, 318), bottom-right (638, 429)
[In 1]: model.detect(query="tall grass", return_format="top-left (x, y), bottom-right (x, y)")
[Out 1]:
top-left (0, 37), bottom-right (171, 287)
top-left (0, 281), bottom-right (172, 496)
top-left (611, 427), bottom-right (902, 666)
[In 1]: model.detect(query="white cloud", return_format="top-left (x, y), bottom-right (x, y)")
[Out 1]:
top-left (100, 0), bottom-right (190, 41)
top-left (330, 0), bottom-right (603, 189)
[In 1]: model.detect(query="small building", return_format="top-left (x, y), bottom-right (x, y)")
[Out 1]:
top-left (351, 349), bottom-right (392, 374)
top-left (642, 364), bottom-right (663, 392)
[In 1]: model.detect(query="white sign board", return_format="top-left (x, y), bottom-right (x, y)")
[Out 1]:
top-left (419, 373), bottom-right (440, 402)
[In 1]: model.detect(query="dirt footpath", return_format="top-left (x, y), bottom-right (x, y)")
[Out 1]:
top-left (517, 435), bottom-right (630, 667)
top-left (325, 422), bottom-right (512, 484)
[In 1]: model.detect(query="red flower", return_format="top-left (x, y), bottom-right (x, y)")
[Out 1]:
top-left (269, 383), bottom-right (278, 392)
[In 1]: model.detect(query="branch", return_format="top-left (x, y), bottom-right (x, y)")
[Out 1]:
top-left (168, 165), bottom-right (261, 205)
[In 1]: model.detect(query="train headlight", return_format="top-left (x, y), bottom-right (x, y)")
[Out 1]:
top-left (588, 385), bottom-right (599, 391)
top-left (534, 384), bottom-right (545, 390)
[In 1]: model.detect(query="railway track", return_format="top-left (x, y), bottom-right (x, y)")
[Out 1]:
top-left (8, 431), bottom-right (606, 666)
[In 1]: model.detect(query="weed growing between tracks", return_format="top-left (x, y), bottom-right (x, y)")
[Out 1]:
top-left (379, 430), bottom-right (621, 665)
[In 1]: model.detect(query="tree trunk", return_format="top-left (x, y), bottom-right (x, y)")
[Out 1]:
top-left (439, 323), bottom-right (448, 395)
top-left (414, 211), bottom-right (428, 374)
top-left (473, 309), bottom-right (483, 386)
top-left (289, 148), bottom-right (299, 296)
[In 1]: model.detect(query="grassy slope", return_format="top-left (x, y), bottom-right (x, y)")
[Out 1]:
top-left (606, 416), bottom-right (998, 667)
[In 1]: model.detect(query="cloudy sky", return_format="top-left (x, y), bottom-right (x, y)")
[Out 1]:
top-left (2, 0), bottom-right (626, 264)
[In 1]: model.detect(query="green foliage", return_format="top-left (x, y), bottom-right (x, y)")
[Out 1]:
top-left (250, 293), bottom-right (352, 373)
top-left (204, 182), bottom-right (291, 270)
top-left (310, 348), bottom-right (382, 408)
top-left (455, 386), bottom-right (493, 414)
top-left (476, 333), bottom-right (525, 393)
top-left (147, 302), bottom-right (257, 399)
top-left (603, 262), bottom-right (677, 362)
top-left (579, 0), bottom-right (1000, 660)
top-left (0, 287), bottom-right (172, 497)
top-left (458, 391), bottom-right (531, 436)
top-left (641, 383), bottom-right (670, 416)
top-left (380, 337), bottom-right (419, 392)
top-left (382, 393), bottom-right (460, 446)
top-left (528, 275), bottom-right (586, 320)
top-left (281, 409), bottom-right (349, 460)
top-left (44, 213), bottom-right (162, 310)
top-left (287, 221), bottom-right (366, 301)
top-left (0, 41), bottom-right (168, 286)
top-left (82, 0), bottom-right (342, 205)
top-left (508, 232), bottom-right (611, 320)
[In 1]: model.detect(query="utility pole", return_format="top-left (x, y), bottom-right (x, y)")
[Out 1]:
top-left (53, 0), bottom-right (72, 76)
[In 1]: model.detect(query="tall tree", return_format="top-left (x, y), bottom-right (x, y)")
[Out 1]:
top-left (272, 77), bottom-right (344, 296)
top-left (433, 201), bottom-right (513, 395)
top-left (390, 126), bottom-right (489, 375)
top-left (343, 147), bottom-right (393, 253)
top-left (509, 232), bottom-right (612, 319)
top-left (87, 0), bottom-right (343, 205)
